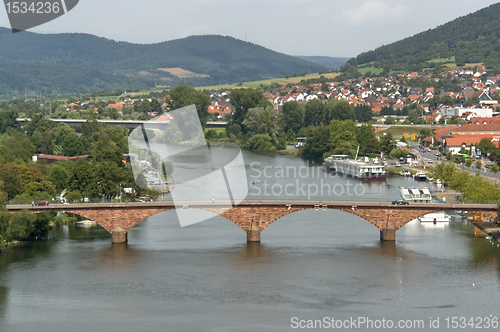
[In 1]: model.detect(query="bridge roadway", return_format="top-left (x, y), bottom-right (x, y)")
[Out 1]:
top-left (7, 201), bottom-right (496, 243)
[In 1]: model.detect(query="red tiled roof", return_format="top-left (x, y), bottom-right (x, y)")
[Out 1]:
top-left (444, 135), bottom-right (500, 147)
top-left (452, 124), bottom-right (500, 134)
top-left (433, 126), bottom-right (455, 135)
top-left (34, 154), bottom-right (90, 161)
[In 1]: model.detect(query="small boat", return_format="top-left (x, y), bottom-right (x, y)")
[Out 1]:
top-left (418, 212), bottom-right (451, 223)
top-left (76, 219), bottom-right (97, 227)
top-left (413, 172), bottom-right (427, 181)
top-left (399, 169), bottom-right (411, 177)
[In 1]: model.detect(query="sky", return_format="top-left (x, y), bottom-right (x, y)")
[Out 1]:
top-left (1, 0), bottom-right (499, 58)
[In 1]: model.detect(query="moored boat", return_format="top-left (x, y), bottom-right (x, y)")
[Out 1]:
top-left (76, 219), bottom-right (97, 227)
top-left (323, 155), bottom-right (386, 181)
top-left (400, 187), bottom-right (432, 203)
top-left (413, 171), bottom-right (427, 181)
top-left (418, 212), bottom-right (451, 223)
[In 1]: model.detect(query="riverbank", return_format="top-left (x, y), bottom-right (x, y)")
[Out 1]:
top-left (470, 217), bottom-right (500, 244)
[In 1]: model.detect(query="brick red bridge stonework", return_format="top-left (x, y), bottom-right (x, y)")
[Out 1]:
top-left (7, 202), bottom-right (497, 243)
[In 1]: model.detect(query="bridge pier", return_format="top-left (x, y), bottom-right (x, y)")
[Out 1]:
top-left (111, 227), bottom-right (128, 243)
top-left (246, 218), bottom-right (261, 242)
top-left (380, 224), bottom-right (396, 241)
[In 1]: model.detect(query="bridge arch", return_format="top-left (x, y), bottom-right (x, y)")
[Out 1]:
top-left (9, 203), bottom-right (497, 244)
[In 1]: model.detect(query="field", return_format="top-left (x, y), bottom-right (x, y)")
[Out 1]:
top-left (196, 72), bottom-right (341, 91)
top-left (158, 67), bottom-right (210, 78)
top-left (357, 66), bottom-right (383, 76)
top-left (376, 125), bottom-right (438, 139)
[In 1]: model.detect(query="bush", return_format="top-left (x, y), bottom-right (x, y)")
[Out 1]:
top-left (389, 148), bottom-right (408, 159)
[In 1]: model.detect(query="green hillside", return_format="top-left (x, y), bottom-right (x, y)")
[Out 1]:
top-left (0, 29), bottom-right (325, 95)
top-left (294, 56), bottom-right (350, 69)
top-left (354, 2), bottom-right (500, 73)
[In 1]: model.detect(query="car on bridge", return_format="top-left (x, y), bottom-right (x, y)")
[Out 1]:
top-left (392, 199), bottom-right (409, 205)
top-left (34, 200), bottom-right (49, 206)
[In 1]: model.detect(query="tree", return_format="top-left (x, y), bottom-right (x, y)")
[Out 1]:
top-left (407, 109), bottom-right (421, 124)
top-left (492, 163), bottom-right (499, 173)
top-left (465, 158), bottom-right (473, 167)
top-left (0, 132), bottom-right (36, 163)
top-left (61, 132), bottom-right (85, 157)
top-left (67, 164), bottom-right (99, 199)
top-left (354, 105), bottom-right (373, 122)
top-left (95, 160), bottom-right (125, 198)
top-left (168, 85), bottom-right (211, 126)
top-left (245, 134), bottom-right (276, 153)
top-left (476, 160), bottom-right (482, 169)
top-left (48, 163), bottom-right (71, 194)
top-left (242, 107), bottom-right (280, 138)
top-left (301, 126), bottom-right (330, 160)
top-left (304, 99), bottom-right (324, 127)
top-left (384, 117), bottom-right (396, 124)
top-left (419, 128), bottom-right (432, 140)
top-left (281, 101), bottom-right (304, 133)
top-left (64, 190), bottom-right (83, 203)
top-left (229, 88), bottom-right (269, 126)
top-left (478, 137), bottom-right (496, 156)
top-left (380, 133), bottom-right (396, 154)
top-left (324, 100), bottom-right (356, 122)
top-left (0, 163), bottom-right (23, 200)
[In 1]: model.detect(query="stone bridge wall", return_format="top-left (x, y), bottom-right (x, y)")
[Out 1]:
top-left (25, 204), bottom-right (497, 243)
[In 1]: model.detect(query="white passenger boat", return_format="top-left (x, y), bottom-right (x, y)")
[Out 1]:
top-left (400, 187), bottom-right (432, 203)
top-left (418, 212), bottom-right (451, 223)
top-left (323, 155), bottom-right (386, 181)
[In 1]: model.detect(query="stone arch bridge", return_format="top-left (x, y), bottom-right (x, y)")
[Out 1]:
top-left (7, 202), bottom-right (497, 243)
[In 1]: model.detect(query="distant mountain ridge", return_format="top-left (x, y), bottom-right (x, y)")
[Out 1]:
top-left (295, 56), bottom-right (349, 69)
top-left (0, 29), bottom-right (325, 95)
top-left (354, 3), bottom-right (500, 72)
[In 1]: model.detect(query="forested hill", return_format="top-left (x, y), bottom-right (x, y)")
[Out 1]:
top-left (354, 2), bottom-right (500, 72)
top-left (0, 29), bottom-right (325, 95)
top-left (294, 56), bottom-right (350, 69)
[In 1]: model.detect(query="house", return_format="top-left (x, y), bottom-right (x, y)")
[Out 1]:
top-left (470, 115), bottom-right (500, 124)
top-left (443, 135), bottom-right (499, 155)
top-left (426, 111), bottom-right (442, 123)
top-left (32, 154), bottom-right (90, 164)
top-left (440, 107), bottom-right (492, 118)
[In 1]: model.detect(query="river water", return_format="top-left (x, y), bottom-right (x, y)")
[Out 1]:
top-left (0, 150), bottom-right (499, 331)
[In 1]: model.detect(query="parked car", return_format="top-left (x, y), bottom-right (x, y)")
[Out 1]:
top-left (428, 159), bottom-right (433, 163)
top-left (392, 199), bottom-right (409, 205)
top-left (35, 200), bottom-right (49, 206)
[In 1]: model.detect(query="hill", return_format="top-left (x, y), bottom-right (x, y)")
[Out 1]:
top-left (0, 29), bottom-right (325, 95)
top-left (354, 3), bottom-right (500, 73)
top-left (294, 56), bottom-right (350, 69)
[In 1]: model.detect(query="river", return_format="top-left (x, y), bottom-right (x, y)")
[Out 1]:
top-left (0, 150), bottom-right (499, 331)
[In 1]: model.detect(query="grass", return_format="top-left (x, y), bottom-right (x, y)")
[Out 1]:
top-left (358, 66), bottom-right (384, 76)
top-left (428, 56), bottom-right (456, 64)
top-left (277, 148), bottom-right (301, 156)
top-left (196, 72), bottom-right (341, 91)
top-left (377, 126), bottom-right (438, 139)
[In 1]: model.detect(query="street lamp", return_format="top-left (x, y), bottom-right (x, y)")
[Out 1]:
top-left (252, 180), bottom-right (255, 202)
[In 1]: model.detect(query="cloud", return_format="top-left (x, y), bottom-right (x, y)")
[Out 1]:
top-left (335, 1), bottom-right (411, 26)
